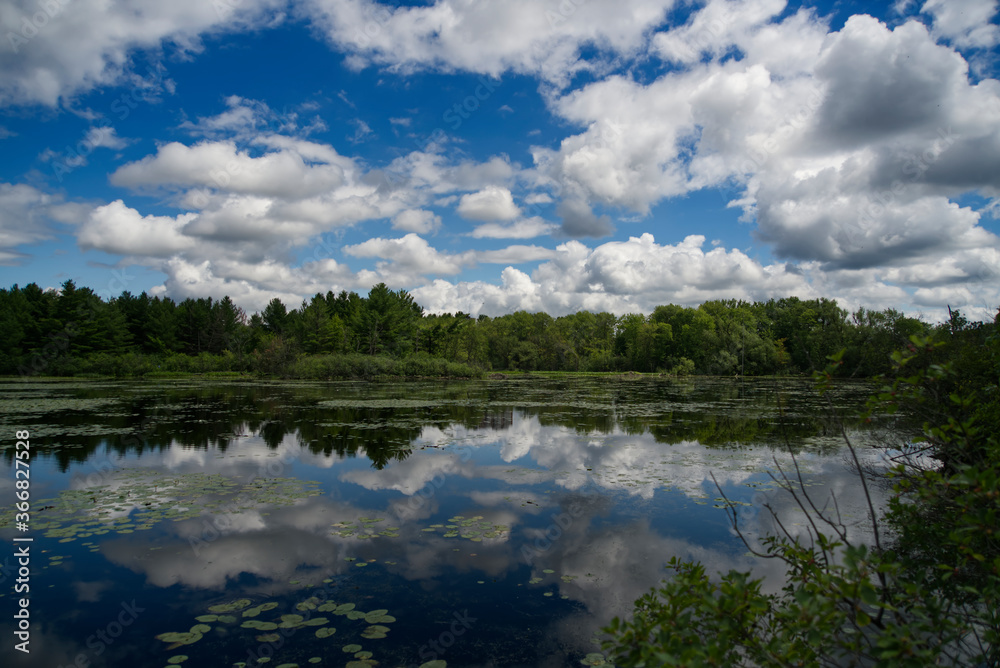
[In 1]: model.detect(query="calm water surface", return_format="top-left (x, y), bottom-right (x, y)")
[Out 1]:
top-left (0, 376), bottom-right (892, 668)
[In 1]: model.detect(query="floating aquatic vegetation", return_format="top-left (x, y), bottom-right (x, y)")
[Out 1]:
top-left (155, 595), bottom-right (398, 667)
top-left (209, 599), bottom-right (252, 614)
top-left (580, 653), bottom-right (613, 666)
top-left (418, 515), bottom-right (509, 542)
top-left (296, 598), bottom-right (319, 611)
top-left (0, 470), bottom-right (322, 550)
top-left (154, 631), bottom-right (203, 650)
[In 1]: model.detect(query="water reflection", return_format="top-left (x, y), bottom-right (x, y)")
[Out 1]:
top-left (0, 377), bottom-right (899, 667)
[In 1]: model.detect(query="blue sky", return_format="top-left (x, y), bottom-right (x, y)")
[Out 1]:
top-left (1, 0), bottom-right (998, 321)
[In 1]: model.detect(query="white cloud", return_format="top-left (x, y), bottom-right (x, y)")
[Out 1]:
top-left (344, 233), bottom-right (475, 282)
top-left (301, 0), bottom-right (678, 85)
top-left (391, 208), bottom-right (441, 234)
top-left (79, 200), bottom-right (196, 257)
top-left (475, 245), bottom-right (558, 265)
top-left (469, 217), bottom-right (557, 239)
top-left (456, 186), bottom-right (521, 221)
top-left (152, 255), bottom-right (356, 313)
top-left (0, 0), bottom-right (286, 106)
top-left (921, 0), bottom-right (1000, 48)
top-left (111, 140), bottom-right (353, 200)
top-left (523, 192), bottom-right (553, 205)
top-left (526, 7), bottom-right (1000, 308)
top-left (0, 183), bottom-right (85, 264)
top-left (348, 118), bottom-right (374, 143)
top-left (83, 125), bottom-right (128, 150)
top-left (412, 234), bottom-right (805, 316)
top-left (179, 96), bottom-right (316, 139)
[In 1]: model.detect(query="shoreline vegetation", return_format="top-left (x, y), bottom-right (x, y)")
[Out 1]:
top-left (2, 279), bottom-right (993, 380)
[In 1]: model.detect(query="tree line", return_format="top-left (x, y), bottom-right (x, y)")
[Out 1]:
top-left (0, 279), bottom-right (992, 378)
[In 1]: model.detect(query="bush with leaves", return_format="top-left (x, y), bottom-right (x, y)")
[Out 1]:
top-left (603, 334), bottom-right (999, 667)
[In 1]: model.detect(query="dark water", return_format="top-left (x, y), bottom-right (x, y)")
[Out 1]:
top-left (0, 376), bottom-right (896, 668)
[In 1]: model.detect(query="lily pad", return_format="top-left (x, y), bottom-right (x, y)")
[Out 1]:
top-left (302, 617), bottom-right (329, 627)
top-left (208, 598), bottom-right (252, 614)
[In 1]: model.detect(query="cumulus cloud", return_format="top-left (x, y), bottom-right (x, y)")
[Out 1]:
top-left (469, 216), bottom-right (558, 239)
top-left (526, 7), bottom-right (1000, 316)
top-left (344, 233), bottom-right (475, 281)
top-left (456, 186), bottom-right (521, 221)
top-left (0, 0), bottom-right (285, 106)
top-left (79, 200), bottom-right (196, 257)
top-left (0, 183), bottom-right (86, 264)
top-left (83, 125), bottom-right (129, 150)
top-left (301, 0), bottom-right (677, 85)
top-left (391, 208), bottom-right (441, 234)
top-left (178, 96), bottom-right (318, 140)
top-left (412, 234), bottom-right (802, 316)
top-left (921, 0), bottom-right (1000, 48)
top-left (475, 245), bottom-right (558, 265)
top-left (6, 2), bottom-right (998, 323)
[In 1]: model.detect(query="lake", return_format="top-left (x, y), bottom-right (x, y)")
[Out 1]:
top-left (0, 376), bottom-right (899, 668)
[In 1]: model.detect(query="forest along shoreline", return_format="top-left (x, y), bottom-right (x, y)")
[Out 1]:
top-left (2, 279), bottom-right (992, 380)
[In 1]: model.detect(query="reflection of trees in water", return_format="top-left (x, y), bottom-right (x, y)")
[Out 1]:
top-left (8, 377), bottom-right (895, 471)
